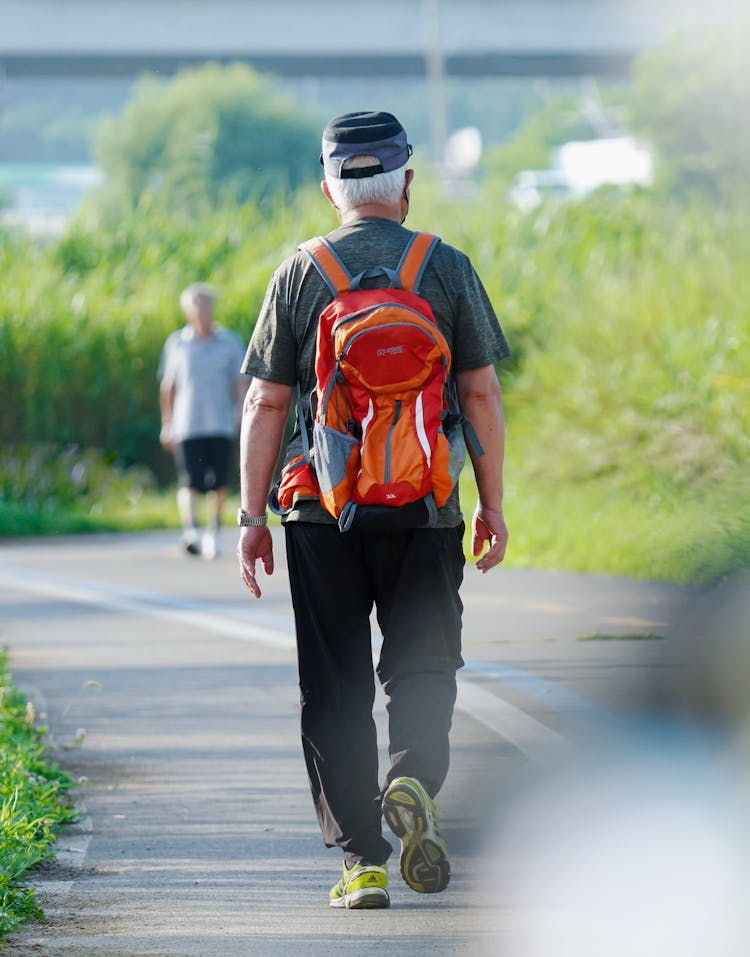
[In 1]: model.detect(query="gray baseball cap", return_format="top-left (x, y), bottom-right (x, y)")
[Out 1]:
top-left (320, 111), bottom-right (413, 179)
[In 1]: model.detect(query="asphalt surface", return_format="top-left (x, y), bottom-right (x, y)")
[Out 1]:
top-left (2, 528), bottom-right (742, 956)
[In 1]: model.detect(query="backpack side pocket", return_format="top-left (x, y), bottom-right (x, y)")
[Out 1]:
top-left (312, 422), bottom-right (360, 519)
top-left (272, 454), bottom-right (320, 513)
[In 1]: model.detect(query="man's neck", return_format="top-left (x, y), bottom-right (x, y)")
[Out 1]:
top-left (339, 202), bottom-right (401, 225)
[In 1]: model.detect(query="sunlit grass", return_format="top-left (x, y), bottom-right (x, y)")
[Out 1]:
top-left (2, 184), bottom-right (748, 585)
top-left (0, 652), bottom-right (78, 939)
top-left (460, 470), bottom-right (750, 584)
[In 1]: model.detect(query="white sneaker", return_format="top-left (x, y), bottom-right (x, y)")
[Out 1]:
top-left (201, 530), bottom-right (219, 560)
top-left (181, 528), bottom-right (201, 556)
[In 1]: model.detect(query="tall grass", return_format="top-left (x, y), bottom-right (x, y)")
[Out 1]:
top-left (504, 195), bottom-right (749, 465)
top-left (0, 189), bottom-right (331, 477)
top-left (1, 180), bottom-right (748, 581)
top-left (431, 182), bottom-right (750, 582)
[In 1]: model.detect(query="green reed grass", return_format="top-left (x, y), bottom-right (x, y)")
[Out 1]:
top-left (1, 181), bottom-right (748, 583)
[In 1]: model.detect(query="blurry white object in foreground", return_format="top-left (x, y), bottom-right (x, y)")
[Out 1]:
top-left (479, 738), bottom-right (750, 956)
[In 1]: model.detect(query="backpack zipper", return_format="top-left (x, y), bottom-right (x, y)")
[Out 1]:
top-left (337, 317), bottom-right (443, 361)
top-left (334, 302), bottom-right (431, 328)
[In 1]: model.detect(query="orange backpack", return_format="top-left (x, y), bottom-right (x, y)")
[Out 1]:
top-left (273, 232), bottom-right (476, 531)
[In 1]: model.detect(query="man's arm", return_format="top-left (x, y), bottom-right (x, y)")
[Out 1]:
top-left (237, 377), bottom-right (294, 598)
top-left (456, 364), bottom-right (509, 572)
top-left (233, 374), bottom-right (251, 427)
top-left (159, 381), bottom-right (176, 452)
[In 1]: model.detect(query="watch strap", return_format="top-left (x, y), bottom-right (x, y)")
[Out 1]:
top-left (237, 508), bottom-right (268, 527)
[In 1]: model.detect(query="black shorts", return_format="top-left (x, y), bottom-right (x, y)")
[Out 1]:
top-left (174, 436), bottom-right (233, 492)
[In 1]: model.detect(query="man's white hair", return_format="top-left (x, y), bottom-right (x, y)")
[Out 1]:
top-left (326, 157), bottom-right (407, 212)
top-left (180, 282), bottom-right (215, 314)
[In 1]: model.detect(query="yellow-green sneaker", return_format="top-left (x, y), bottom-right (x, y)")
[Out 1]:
top-left (382, 776), bottom-right (450, 893)
top-left (329, 861), bottom-right (390, 909)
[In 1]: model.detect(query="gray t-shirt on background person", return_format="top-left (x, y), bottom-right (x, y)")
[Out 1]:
top-left (158, 324), bottom-right (248, 443)
top-left (242, 217), bottom-right (511, 526)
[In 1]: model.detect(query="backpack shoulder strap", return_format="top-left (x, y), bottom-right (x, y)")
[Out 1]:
top-left (396, 232), bottom-right (441, 294)
top-left (300, 237), bottom-right (352, 297)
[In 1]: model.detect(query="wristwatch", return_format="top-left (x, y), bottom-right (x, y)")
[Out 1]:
top-left (237, 508), bottom-right (268, 527)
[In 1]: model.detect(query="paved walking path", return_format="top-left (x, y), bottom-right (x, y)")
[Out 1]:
top-left (0, 530), bottom-right (701, 956)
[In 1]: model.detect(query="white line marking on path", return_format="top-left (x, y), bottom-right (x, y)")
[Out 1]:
top-left (0, 567), bottom-right (294, 651)
top-left (0, 565), bottom-right (565, 761)
top-left (456, 679), bottom-right (565, 756)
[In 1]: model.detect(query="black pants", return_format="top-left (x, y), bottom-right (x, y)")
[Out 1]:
top-left (284, 522), bottom-right (465, 866)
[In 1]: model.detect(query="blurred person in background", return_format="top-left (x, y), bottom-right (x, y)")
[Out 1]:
top-left (158, 282), bottom-right (249, 558)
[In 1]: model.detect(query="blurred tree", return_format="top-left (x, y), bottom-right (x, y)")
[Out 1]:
top-left (629, 16), bottom-right (750, 195)
top-left (94, 62), bottom-right (320, 209)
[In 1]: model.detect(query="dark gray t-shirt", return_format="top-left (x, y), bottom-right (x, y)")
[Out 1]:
top-left (242, 217), bottom-right (510, 525)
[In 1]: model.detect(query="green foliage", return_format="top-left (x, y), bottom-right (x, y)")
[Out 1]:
top-left (430, 166), bottom-right (749, 583)
top-left (0, 189), bottom-right (330, 480)
top-left (0, 443), bottom-right (155, 535)
top-left (94, 63), bottom-right (320, 211)
top-left (0, 652), bottom-right (78, 938)
top-left (4, 178), bottom-right (748, 582)
top-left (495, 192), bottom-right (750, 483)
top-left (629, 15), bottom-right (750, 195)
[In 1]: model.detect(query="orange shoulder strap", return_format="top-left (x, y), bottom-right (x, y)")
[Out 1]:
top-left (300, 238), bottom-right (352, 296)
top-left (397, 232), bottom-right (441, 293)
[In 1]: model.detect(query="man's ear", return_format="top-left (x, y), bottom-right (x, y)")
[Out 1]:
top-left (321, 180), bottom-right (336, 207)
top-left (322, 180), bottom-right (344, 223)
top-left (405, 168), bottom-right (415, 189)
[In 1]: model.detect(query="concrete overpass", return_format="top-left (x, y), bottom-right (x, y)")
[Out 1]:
top-left (0, 0), bottom-right (726, 80)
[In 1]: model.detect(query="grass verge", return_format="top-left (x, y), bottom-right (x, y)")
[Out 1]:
top-left (460, 471), bottom-right (750, 585)
top-left (0, 651), bottom-right (78, 939)
top-left (498, 480), bottom-right (750, 585)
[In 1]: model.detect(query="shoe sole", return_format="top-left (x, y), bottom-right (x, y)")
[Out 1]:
top-left (330, 887), bottom-right (390, 909)
top-left (382, 780), bottom-right (450, 894)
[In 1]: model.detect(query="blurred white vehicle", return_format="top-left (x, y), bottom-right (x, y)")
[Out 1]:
top-left (510, 135), bottom-right (653, 210)
top-left (557, 135), bottom-right (653, 193)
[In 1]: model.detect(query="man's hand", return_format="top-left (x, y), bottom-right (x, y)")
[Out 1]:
top-left (471, 505), bottom-right (508, 573)
top-left (159, 423), bottom-right (174, 452)
top-left (457, 366), bottom-right (508, 574)
top-left (236, 378), bottom-right (293, 598)
top-left (237, 526), bottom-right (275, 598)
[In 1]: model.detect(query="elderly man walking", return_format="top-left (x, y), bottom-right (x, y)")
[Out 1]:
top-left (159, 282), bottom-right (248, 558)
top-left (237, 111), bottom-right (510, 908)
